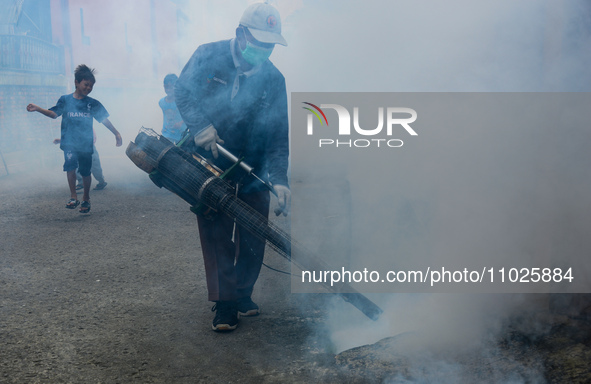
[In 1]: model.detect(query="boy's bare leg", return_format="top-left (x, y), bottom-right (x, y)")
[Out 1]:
top-left (67, 170), bottom-right (77, 199)
top-left (82, 175), bottom-right (91, 202)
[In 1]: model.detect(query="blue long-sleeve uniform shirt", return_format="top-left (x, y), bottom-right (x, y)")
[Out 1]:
top-left (175, 39), bottom-right (289, 192)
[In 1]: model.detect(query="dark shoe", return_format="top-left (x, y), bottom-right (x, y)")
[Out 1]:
top-left (211, 301), bottom-right (238, 332)
top-left (75, 184), bottom-right (83, 190)
top-left (93, 182), bottom-right (107, 190)
top-left (237, 297), bottom-right (260, 317)
top-left (79, 200), bottom-right (91, 214)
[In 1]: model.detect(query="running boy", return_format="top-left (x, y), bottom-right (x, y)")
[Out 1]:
top-left (27, 64), bottom-right (122, 213)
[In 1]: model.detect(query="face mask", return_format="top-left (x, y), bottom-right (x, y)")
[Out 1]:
top-left (241, 42), bottom-right (273, 67)
top-left (239, 28), bottom-right (274, 67)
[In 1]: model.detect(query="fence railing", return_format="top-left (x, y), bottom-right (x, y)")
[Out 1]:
top-left (0, 35), bottom-right (64, 74)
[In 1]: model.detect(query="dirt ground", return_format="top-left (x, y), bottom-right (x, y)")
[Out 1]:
top-left (0, 157), bottom-right (351, 384)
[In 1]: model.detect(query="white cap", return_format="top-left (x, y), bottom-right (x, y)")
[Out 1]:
top-left (239, 2), bottom-right (287, 46)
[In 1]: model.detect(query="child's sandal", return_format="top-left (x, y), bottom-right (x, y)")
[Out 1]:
top-left (79, 201), bottom-right (91, 214)
top-left (66, 198), bottom-right (80, 209)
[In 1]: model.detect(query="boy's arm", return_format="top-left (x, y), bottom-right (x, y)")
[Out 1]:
top-left (101, 118), bottom-right (123, 147)
top-left (26, 104), bottom-right (57, 119)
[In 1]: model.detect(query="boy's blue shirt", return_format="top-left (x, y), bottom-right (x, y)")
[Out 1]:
top-left (159, 96), bottom-right (186, 143)
top-left (50, 93), bottom-right (109, 153)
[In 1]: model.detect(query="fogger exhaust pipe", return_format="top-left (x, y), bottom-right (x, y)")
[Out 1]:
top-left (126, 128), bottom-right (383, 321)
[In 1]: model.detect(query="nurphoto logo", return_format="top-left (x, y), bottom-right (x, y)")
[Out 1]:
top-left (302, 102), bottom-right (418, 149)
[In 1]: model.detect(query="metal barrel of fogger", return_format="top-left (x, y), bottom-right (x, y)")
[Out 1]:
top-left (216, 144), bottom-right (276, 196)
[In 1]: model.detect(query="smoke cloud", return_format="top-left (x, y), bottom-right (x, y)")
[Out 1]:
top-left (279, 0), bottom-right (591, 377)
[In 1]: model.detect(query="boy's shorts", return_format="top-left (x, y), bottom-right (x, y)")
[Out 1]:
top-left (63, 150), bottom-right (92, 176)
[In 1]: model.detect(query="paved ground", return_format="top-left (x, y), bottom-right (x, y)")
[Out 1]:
top-left (0, 158), bottom-right (352, 383)
top-left (4, 155), bottom-right (590, 384)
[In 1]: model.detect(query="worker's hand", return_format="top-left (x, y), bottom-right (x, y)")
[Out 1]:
top-left (26, 104), bottom-right (39, 112)
top-left (194, 125), bottom-right (224, 158)
top-left (53, 138), bottom-right (61, 145)
top-left (115, 133), bottom-right (123, 147)
top-left (273, 184), bottom-right (291, 216)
